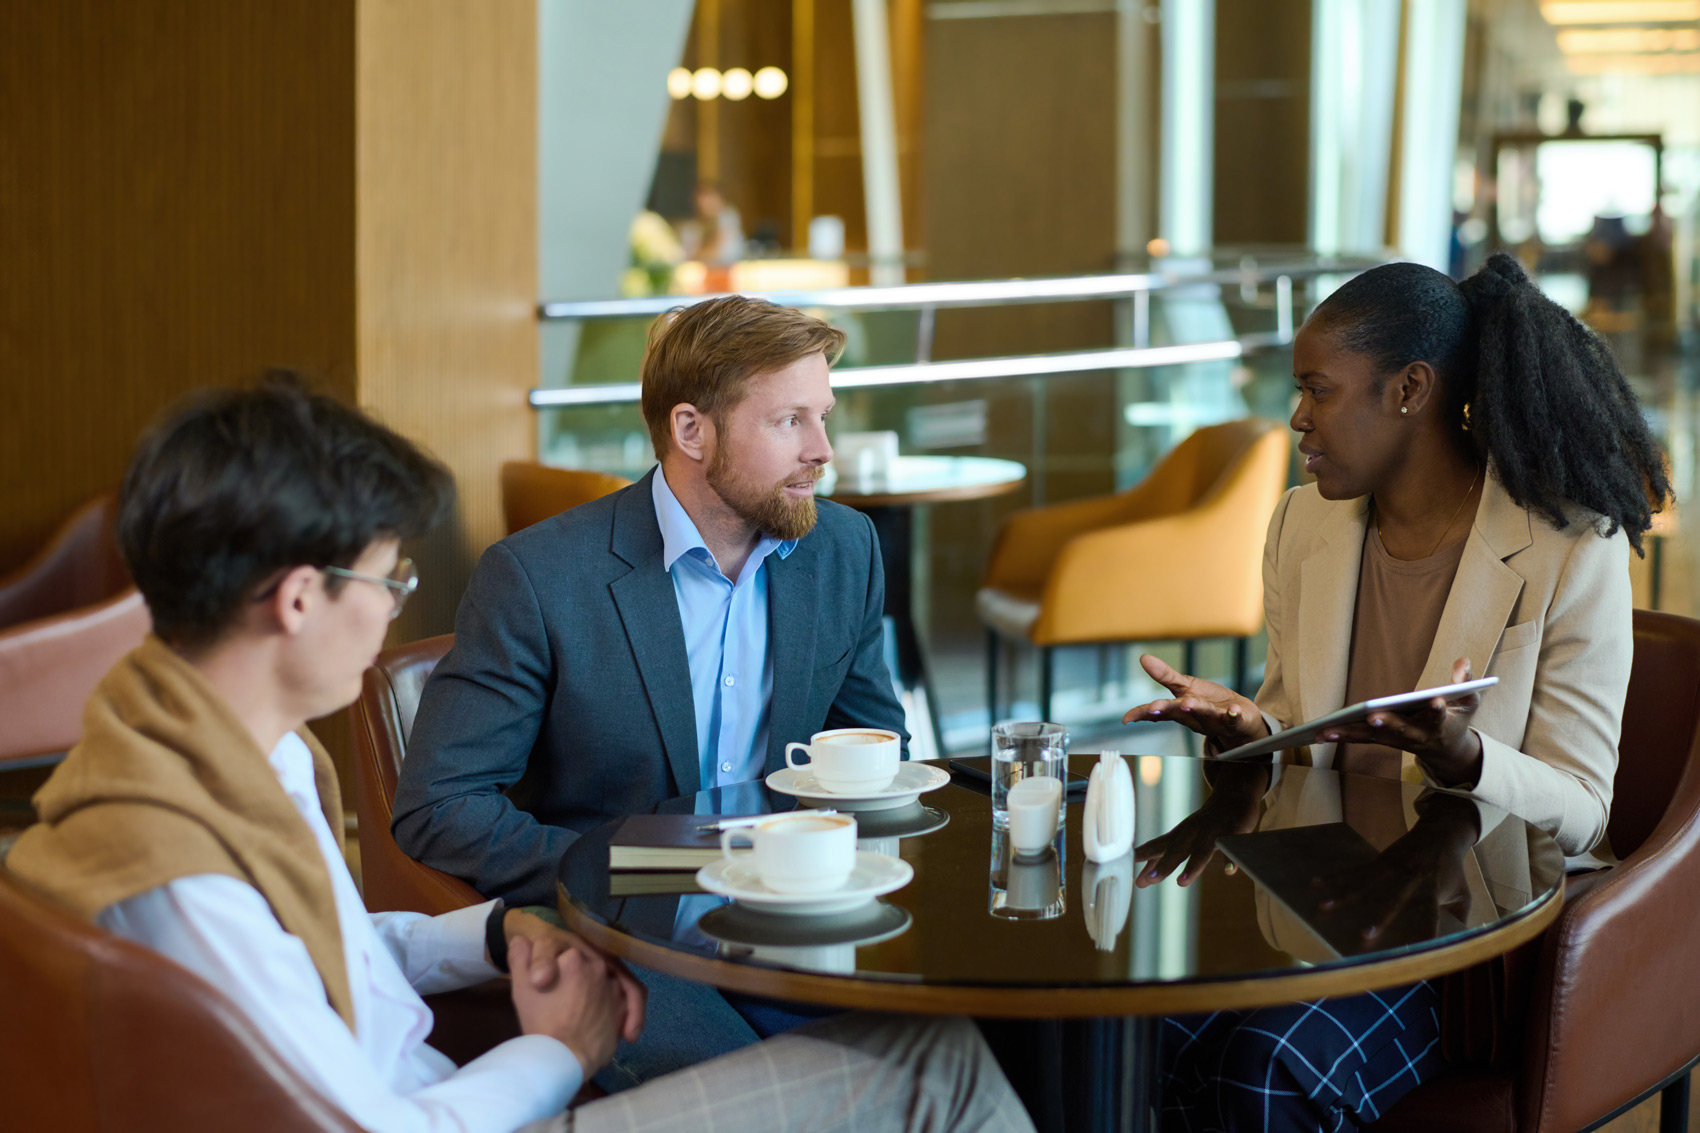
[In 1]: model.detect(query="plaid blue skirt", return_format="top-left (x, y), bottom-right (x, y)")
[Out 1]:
top-left (1161, 980), bottom-right (1444, 1132)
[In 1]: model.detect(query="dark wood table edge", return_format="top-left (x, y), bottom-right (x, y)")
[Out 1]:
top-left (557, 879), bottom-right (1562, 1020)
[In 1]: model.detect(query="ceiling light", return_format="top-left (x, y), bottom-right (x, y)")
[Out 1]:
top-left (721, 67), bottom-right (753, 100)
top-left (753, 66), bottom-right (789, 99)
top-left (1565, 50), bottom-right (1700, 71)
top-left (1542, 1), bottom-right (1700, 24)
top-left (667, 67), bottom-right (692, 99)
top-left (691, 67), bottom-right (722, 100)
top-left (1558, 27), bottom-right (1700, 50)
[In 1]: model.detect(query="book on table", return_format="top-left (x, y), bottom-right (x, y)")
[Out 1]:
top-left (608, 813), bottom-right (765, 871)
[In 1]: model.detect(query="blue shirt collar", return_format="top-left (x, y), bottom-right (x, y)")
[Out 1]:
top-left (652, 466), bottom-right (796, 575)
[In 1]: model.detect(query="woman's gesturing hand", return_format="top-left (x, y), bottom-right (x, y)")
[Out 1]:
top-left (1121, 653), bottom-right (1270, 750)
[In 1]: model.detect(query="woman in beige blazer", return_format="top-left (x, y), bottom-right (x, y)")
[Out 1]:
top-left (1126, 253), bottom-right (1670, 1132)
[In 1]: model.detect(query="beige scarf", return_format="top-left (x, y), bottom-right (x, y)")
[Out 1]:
top-left (6, 635), bottom-right (355, 1031)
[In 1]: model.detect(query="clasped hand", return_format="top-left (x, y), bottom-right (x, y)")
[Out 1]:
top-left (503, 910), bottom-right (647, 1075)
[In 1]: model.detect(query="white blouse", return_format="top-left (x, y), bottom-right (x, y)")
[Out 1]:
top-left (97, 732), bottom-right (581, 1132)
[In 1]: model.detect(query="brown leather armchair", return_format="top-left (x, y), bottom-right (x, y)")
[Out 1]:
top-left (0, 495), bottom-right (150, 765)
top-left (500, 461), bottom-right (632, 536)
top-left (0, 865), bottom-right (360, 1132)
top-left (1373, 609), bottom-right (1700, 1132)
top-left (350, 634), bottom-right (484, 915)
top-left (978, 419), bottom-right (1290, 721)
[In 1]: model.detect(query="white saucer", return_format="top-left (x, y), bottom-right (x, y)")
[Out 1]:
top-left (766, 762), bottom-right (951, 811)
top-left (695, 850), bottom-right (914, 915)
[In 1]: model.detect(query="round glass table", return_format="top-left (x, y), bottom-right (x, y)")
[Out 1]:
top-left (557, 754), bottom-right (1564, 1132)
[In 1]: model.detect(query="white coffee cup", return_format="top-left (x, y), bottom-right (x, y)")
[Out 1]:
top-left (785, 727), bottom-right (901, 794)
top-left (1006, 775), bottom-right (1063, 855)
top-left (720, 812), bottom-right (858, 894)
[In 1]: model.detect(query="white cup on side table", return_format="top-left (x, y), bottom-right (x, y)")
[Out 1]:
top-left (784, 727), bottom-right (901, 795)
top-left (1006, 776), bottom-right (1063, 857)
top-left (720, 812), bottom-right (859, 894)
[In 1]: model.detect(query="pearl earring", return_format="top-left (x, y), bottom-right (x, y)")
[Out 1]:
top-left (1400, 407), bottom-right (1408, 415)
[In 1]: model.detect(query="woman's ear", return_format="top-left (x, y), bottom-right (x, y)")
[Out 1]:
top-left (1396, 360), bottom-right (1441, 416)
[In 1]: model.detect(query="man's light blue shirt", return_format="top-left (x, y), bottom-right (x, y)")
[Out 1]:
top-left (652, 467), bottom-right (797, 789)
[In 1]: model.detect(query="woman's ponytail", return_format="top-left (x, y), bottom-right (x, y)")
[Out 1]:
top-left (1311, 253), bottom-right (1669, 553)
top-left (1456, 252), bottom-right (1669, 553)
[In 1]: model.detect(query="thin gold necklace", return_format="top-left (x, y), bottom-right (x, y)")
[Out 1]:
top-left (1378, 464), bottom-right (1481, 560)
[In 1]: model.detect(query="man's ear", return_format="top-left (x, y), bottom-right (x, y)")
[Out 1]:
top-left (670, 403), bottom-right (714, 464)
top-left (257, 565), bottom-right (320, 637)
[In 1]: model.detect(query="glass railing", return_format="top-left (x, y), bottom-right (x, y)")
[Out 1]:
top-left (533, 251), bottom-right (1386, 754)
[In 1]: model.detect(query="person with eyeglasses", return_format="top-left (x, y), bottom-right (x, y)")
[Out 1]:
top-left (6, 378), bottom-right (1033, 1133)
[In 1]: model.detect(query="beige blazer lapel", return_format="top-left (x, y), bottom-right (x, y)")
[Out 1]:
top-left (1418, 473), bottom-right (1531, 691)
top-left (1295, 496), bottom-right (1370, 731)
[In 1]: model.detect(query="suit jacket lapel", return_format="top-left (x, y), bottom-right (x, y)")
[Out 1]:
top-left (609, 470), bottom-right (701, 797)
top-left (1419, 473), bottom-right (1531, 689)
top-left (1296, 496), bottom-right (1369, 728)
top-left (763, 547), bottom-right (818, 774)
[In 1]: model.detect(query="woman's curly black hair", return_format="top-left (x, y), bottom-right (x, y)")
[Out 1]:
top-left (1308, 252), bottom-right (1671, 555)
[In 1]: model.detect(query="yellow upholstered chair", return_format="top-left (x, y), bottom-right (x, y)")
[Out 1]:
top-left (499, 462), bottom-right (633, 537)
top-left (978, 418), bottom-right (1290, 722)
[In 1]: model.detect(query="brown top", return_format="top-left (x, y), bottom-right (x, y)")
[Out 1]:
top-left (1339, 523), bottom-right (1468, 781)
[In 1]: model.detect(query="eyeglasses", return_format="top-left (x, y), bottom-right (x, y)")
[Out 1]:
top-left (322, 557), bottom-right (418, 620)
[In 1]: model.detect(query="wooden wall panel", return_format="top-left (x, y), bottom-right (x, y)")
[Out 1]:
top-left (1213, 0), bottom-right (1311, 246)
top-left (0, 1), bottom-right (357, 576)
top-left (354, 0), bottom-right (539, 643)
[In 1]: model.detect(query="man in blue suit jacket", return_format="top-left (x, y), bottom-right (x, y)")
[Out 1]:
top-left (393, 296), bottom-right (908, 909)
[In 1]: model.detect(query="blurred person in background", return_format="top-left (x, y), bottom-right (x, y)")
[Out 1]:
top-left (679, 181), bottom-right (746, 266)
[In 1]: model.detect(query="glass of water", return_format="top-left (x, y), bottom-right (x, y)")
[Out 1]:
top-left (991, 721), bottom-right (1068, 830)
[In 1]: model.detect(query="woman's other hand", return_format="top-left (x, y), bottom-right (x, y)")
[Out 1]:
top-left (1122, 653), bottom-right (1270, 750)
top-left (1318, 657), bottom-right (1485, 787)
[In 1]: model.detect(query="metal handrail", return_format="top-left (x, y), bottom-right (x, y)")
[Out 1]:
top-left (537, 255), bottom-right (1383, 320)
top-left (531, 254), bottom-right (1386, 409)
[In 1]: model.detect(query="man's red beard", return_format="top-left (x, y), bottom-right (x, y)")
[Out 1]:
top-left (707, 441), bottom-right (821, 541)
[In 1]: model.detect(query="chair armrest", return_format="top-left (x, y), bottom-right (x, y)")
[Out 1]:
top-left (0, 497), bottom-right (126, 631)
top-left (0, 590), bottom-right (149, 763)
top-left (1030, 504), bottom-right (1267, 644)
top-left (1516, 759), bottom-right (1700, 1133)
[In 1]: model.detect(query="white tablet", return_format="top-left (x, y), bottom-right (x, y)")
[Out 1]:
top-left (1212, 676), bottom-right (1498, 762)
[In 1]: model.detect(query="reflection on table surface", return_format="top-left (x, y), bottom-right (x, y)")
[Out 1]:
top-left (557, 756), bottom-right (1564, 984)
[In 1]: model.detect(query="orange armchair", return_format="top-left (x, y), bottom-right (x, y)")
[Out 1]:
top-left (350, 634), bottom-right (484, 915)
top-left (500, 461), bottom-right (632, 536)
top-left (978, 419), bottom-right (1290, 722)
top-left (0, 495), bottom-right (150, 766)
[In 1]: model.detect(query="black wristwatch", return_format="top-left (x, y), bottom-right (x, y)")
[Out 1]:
top-left (485, 900), bottom-right (510, 974)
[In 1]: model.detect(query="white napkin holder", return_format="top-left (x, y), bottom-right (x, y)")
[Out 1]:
top-left (1082, 750), bottom-right (1135, 863)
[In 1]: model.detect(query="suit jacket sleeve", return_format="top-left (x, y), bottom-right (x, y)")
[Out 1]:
top-left (820, 511), bottom-right (911, 754)
top-left (391, 541), bottom-right (574, 906)
top-left (1253, 487), bottom-right (1300, 738)
top-left (1471, 527), bottom-right (1628, 856)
